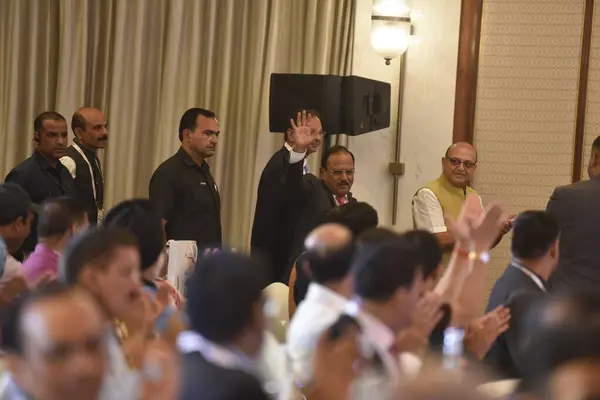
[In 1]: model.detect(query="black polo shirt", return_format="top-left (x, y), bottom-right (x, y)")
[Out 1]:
top-left (5, 151), bottom-right (76, 255)
top-left (149, 147), bottom-right (222, 249)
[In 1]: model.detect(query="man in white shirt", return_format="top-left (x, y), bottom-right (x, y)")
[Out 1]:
top-left (287, 223), bottom-right (355, 385)
top-left (347, 236), bottom-right (426, 398)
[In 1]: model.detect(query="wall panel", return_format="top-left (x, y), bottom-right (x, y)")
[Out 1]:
top-left (474, 0), bottom-right (584, 290)
top-left (582, 0), bottom-right (600, 178)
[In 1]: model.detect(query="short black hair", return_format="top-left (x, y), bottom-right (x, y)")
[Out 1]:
top-left (592, 135), bottom-right (600, 150)
top-left (356, 227), bottom-right (398, 247)
top-left (178, 108), bottom-right (217, 141)
top-left (352, 237), bottom-right (423, 301)
top-left (0, 182), bottom-right (36, 226)
top-left (186, 252), bottom-right (267, 344)
top-left (59, 227), bottom-right (138, 285)
top-left (520, 291), bottom-right (600, 395)
top-left (33, 111), bottom-right (65, 133)
top-left (320, 145), bottom-right (355, 169)
top-left (71, 110), bottom-right (87, 133)
top-left (103, 199), bottom-right (164, 271)
top-left (37, 196), bottom-right (87, 238)
top-left (319, 202), bottom-right (378, 236)
top-left (403, 230), bottom-right (442, 279)
top-left (511, 211), bottom-right (559, 260)
top-left (1, 282), bottom-right (74, 355)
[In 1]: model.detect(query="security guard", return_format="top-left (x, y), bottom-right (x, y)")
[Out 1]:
top-left (5, 111), bottom-right (75, 260)
top-left (149, 108), bottom-right (221, 250)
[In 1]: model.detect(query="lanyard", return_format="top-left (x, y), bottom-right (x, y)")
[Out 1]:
top-left (177, 331), bottom-right (259, 377)
top-left (511, 260), bottom-right (546, 292)
top-left (72, 143), bottom-right (100, 206)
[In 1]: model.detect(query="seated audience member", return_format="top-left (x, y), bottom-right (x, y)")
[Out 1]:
top-left (517, 291), bottom-right (600, 399)
top-left (485, 211), bottom-right (559, 379)
top-left (102, 199), bottom-right (185, 343)
top-left (177, 251), bottom-right (272, 400)
top-left (356, 226), bottom-right (398, 247)
top-left (348, 236), bottom-right (427, 397)
top-left (59, 227), bottom-right (178, 400)
top-left (0, 183), bottom-right (36, 280)
top-left (0, 283), bottom-right (107, 400)
top-left (21, 196), bottom-right (88, 283)
top-left (287, 223), bottom-right (354, 386)
top-left (293, 201), bottom-right (378, 305)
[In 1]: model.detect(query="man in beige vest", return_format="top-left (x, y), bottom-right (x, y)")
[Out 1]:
top-left (412, 142), bottom-right (512, 250)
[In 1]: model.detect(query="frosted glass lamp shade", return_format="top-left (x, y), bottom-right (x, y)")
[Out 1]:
top-left (370, 19), bottom-right (410, 64)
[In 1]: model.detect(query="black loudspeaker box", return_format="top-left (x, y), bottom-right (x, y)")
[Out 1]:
top-left (269, 73), bottom-right (391, 136)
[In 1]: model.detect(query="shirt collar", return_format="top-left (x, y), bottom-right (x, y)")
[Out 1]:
top-left (345, 299), bottom-right (395, 353)
top-left (34, 151), bottom-right (60, 171)
top-left (34, 243), bottom-right (61, 258)
top-left (73, 139), bottom-right (98, 160)
top-left (177, 330), bottom-right (259, 376)
top-left (305, 282), bottom-right (348, 310)
top-left (177, 147), bottom-right (209, 171)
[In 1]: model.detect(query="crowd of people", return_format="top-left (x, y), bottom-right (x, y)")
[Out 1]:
top-left (1, 106), bottom-right (600, 399)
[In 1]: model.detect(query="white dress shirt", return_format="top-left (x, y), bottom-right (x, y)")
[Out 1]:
top-left (412, 188), bottom-right (483, 233)
top-left (286, 283), bottom-right (349, 384)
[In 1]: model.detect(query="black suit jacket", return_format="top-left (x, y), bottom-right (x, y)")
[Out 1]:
top-left (285, 161), bottom-right (356, 280)
top-left (546, 176), bottom-right (600, 291)
top-left (484, 264), bottom-right (546, 379)
top-left (251, 146), bottom-right (297, 283)
top-left (179, 352), bottom-right (269, 400)
top-left (5, 151), bottom-right (76, 256)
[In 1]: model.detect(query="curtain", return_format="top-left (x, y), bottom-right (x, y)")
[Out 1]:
top-left (0, 0), bottom-right (355, 249)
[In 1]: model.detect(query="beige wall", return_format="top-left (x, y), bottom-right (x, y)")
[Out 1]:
top-left (474, 0), bottom-right (585, 289)
top-left (583, 0), bottom-right (600, 178)
top-left (349, 0), bottom-right (462, 229)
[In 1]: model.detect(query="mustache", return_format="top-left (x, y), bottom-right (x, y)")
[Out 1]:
top-left (99, 136), bottom-right (108, 141)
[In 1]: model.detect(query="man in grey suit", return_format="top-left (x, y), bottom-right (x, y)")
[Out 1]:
top-left (546, 135), bottom-right (600, 292)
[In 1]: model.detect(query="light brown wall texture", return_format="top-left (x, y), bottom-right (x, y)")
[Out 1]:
top-left (583, 1), bottom-right (600, 177)
top-left (473, 0), bottom-right (585, 291)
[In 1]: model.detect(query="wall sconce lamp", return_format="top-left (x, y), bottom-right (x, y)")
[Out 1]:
top-left (371, 0), bottom-right (412, 65)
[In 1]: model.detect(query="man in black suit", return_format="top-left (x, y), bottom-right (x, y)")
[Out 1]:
top-left (284, 112), bottom-right (358, 278)
top-left (60, 107), bottom-right (107, 225)
top-left (5, 111), bottom-right (75, 260)
top-left (250, 109), bottom-right (323, 283)
top-left (484, 211), bottom-right (559, 379)
top-left (546, 135), bottom-right (600, 292)
top-left (178, 251), bottom-right (270, 400)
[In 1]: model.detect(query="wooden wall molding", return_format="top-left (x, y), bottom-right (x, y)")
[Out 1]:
top-left (573, 0), bottom-right (595, 182)
top-left (452, 0), bottom-right (483, 144)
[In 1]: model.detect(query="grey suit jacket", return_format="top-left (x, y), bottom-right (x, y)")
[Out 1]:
top-left (546, 176), bottom-right (600, 291)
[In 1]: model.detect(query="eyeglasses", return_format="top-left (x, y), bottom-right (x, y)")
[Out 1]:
top-left (327, 169), bottom-right (355, 177)
top-left (446, 157), bottom-right (476, 170)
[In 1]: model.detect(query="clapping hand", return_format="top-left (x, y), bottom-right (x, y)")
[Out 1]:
top-left (290, 110), bottom-right (317, 152)
top-left (464, 305), bottom-right (511, 359)
top-left (446, 195), bottom-right (509, 252)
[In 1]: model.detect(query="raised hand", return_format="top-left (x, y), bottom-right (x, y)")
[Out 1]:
top-left (447, 194), bottom-right (509, 252)
top-left (290, 110), bottom-right (316, 152)
top-left (411, 292), bottom-right (445, 338)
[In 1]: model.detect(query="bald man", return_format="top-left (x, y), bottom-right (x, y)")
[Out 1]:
top-left (287, 223), bottom-right (354, 386)
top-left (60, 107), bottom-right (108, 225)
top-left (412, 142), bottom-right (511, 250)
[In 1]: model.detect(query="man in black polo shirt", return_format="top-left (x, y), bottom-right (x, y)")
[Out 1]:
top-left (5, 111), bottom-right (75, 260)
top-left (149, 108), bottom-right (221, 250)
